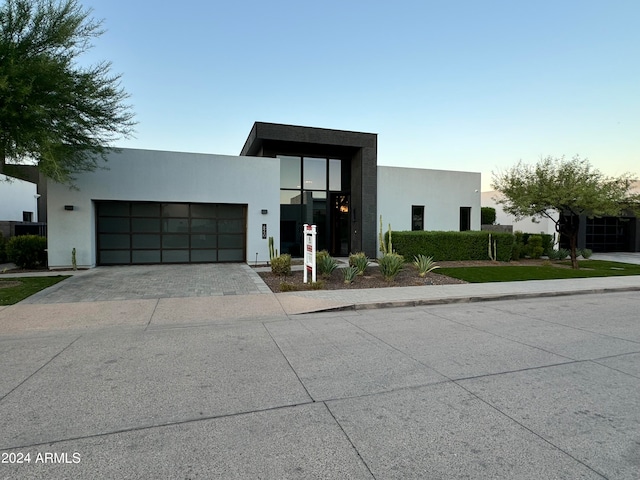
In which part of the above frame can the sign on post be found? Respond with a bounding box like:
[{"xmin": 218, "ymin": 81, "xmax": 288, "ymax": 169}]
[{"xmin": 303, "ymin": 224, "xmax": 317, "ymax": 283}]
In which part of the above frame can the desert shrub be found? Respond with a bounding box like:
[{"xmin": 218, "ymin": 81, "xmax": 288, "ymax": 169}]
[
  {"xmin": 6, "ymin": 235, "xmax": 47, "ymax": 269},
  {"xmin": 377, "ymin": 253, "xmax": 404, "ymax": 282},
  {"xmin": 413, "ymin": 254, "xmax": 439, "ymax": 277},
  {"xmin": 349, "ymin": 252, "xmax": 370, "ymax": 275},
  {"xmin": 279, "ymin": 281, "xmax": 298, "ymax": 292},
  {"xmin": 391, "ymin": 231, "xmax": 514, "ymax": 262},
  {"xmin": 526, "ymin": 235, "xmax": 544, "ymax": 259},
  {"xmin": 317, "ymin": 253, "xmax": 339, "ymax": 278},
  {"xmin": 547, "ymin": 248, "xmax": 569, "ymax": 260},
  {"xmin": 481, "ymin": 207, "xmax": 496, "ymax": 225},
  {"xmin": 343, "ymin": 266, "xmax": 359, "ymax": 284},
  {"xmin": 271, "ymin": 254, "xmax": 291, "ymax": 276},
  {"xmin": 309, "ymin": 281, "xmax": 325, "ymax": 290},
  {"xmin": 579, "ymin": 248, "xmax": 593, "ymax": 259},
  {"xmin": 521, "ymin": 232, "xmax": 554, "ymax": 256}
]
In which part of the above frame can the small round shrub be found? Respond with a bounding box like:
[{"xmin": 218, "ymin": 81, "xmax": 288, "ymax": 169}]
[
  {"xmin": 526, "ymin": 235, "xmax": 544, "ymax": 259},
  {"xmin": 279, "ymin": 281, "xmax": 298, "ymax": 292},
  {"xmin": 271, "ymin": 254, "xmax": 291, "ymax": 276},
  {"xmin": 6, "ymin": 235, "xmax": 47, "ymax": 269},
  {"xmin": 579, "ymin": 248, "xmax": 593, "ymax": 259}
]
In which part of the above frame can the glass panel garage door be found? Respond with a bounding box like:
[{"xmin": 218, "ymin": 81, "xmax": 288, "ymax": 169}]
[{"xmin": 97, "ymin": 201, "xmax": 246, "ymax": 265}]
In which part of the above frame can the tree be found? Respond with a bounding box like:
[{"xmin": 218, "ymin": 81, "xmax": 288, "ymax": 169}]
[
  {"xmin": 0, "ymin": 0, "xmax": 135, "ymax": 184},
  {"xmin": 481, "ymin": 206, "xmax": 496, "ymax": 225},
  {"xmin": 492, "ymin": 156, "xmax": 640, "ymax": 269}
]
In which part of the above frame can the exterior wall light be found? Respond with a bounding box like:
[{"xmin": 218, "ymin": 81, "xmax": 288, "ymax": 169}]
[{"xmin": 64, "ymin": 205, "xmax": 74, "ymax": 211}]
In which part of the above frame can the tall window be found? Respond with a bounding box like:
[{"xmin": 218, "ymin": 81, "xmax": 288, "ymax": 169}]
[
  {"xmin": 412, "ymin": 205, "xmax": 424, "ymax": 231},
  {"xmin": 460, "ymin": 207, "xmax": 471, "ymax": 231},
  {"xmin": 278, "ymin": 156, "xmax": 349, "ymax": 255}
]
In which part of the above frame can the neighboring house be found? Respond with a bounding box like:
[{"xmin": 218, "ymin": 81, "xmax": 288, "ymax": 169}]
[
  {"xmin": 482, "ymin": 186, "xmax": 640, "ymax": 252},
  {"xmin": 482, "ymin": 191, "xmax": 558, "ymax": 239},
  {"xmin": 0, "ymin": 175, "xmax": 38, "ymax": 238},
  {"xmin": 46, "ymin": 122, "xmax": 482, "ymax": 269}
]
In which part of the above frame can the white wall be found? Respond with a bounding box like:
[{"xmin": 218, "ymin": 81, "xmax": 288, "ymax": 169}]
[
  {"xmin": 377, "ymin": 166, "xmax": 481, "ymax": 251},
  {"xmin": 47, "ymin": 149, "xmax": 280, "ymax": 268},
  {"xmin": 0, "ymin": 175, "xmax": 37, "ymax": 221},
  {"xmin": 482, "ymin": 191, "xmax": 558, "ymax": 239}
]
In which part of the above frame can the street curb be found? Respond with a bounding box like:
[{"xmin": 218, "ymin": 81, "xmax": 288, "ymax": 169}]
[{"xmin": 296, "ymin": 286, "xmax": 640, "ymax": 314}]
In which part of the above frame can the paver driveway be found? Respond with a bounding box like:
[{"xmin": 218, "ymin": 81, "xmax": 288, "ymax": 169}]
[{"xmin": 20, "ymin": 263, "xmax": 271, "ymax": 304}]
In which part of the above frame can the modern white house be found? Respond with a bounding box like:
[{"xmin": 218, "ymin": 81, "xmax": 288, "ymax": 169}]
[{"xmin": 45, "ymin": 122, "xmax": 482, "ymax": 269}]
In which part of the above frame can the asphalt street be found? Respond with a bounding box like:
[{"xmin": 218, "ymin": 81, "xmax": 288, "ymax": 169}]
[{"xmin": 1, "ymin": 291, "xmax": 639, "ymax": 479}]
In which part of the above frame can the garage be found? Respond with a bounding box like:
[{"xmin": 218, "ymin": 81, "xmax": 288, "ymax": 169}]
[{"xmin": 96, "ymin": 201, "xmax": 246, "ymax": 265}]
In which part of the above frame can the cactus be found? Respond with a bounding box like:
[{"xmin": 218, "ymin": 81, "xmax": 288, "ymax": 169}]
[
  {"xmin": 379, "ymin": 215, "xmax": 386, "ymax": 255},
  {"xmin": 379, "ymin": 215, "xmax": 394, "ymax": 255},
  {"xmin": 71, "ymin": 248, "xmax": 77, "ymax": 270},
  {"xmin": 488, "ymin": 234, "xmax": 497, "ymax": 261},
  {"xmin": 268, "ymin": 236, "xmax": 277, "ymax": 261}
]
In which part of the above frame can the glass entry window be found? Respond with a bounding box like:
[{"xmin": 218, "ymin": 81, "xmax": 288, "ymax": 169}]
[
  {"xmin": 97, "ymin": 201, "xmax": 246, "ymax": 265},
  {"xmin": 279, "ymin": 156, "xmax": 350, "ymax": 256}
]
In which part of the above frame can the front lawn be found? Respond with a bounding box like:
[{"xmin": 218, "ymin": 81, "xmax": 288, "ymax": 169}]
[
  {"xmin": 0, "ymin": 276, "xmax": 70, "ymax": 305},
  {"xmin": 437, "ymin": 260, "xmax": 640, "ymax": 283}
]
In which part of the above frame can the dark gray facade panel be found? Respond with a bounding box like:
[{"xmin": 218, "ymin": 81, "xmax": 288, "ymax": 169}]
[{"xmin": 242, "ymin": 122, "xmax": 378, "ymax": 258}]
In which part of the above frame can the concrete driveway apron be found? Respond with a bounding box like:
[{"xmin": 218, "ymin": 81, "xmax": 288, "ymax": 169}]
[{"xmin": 19, "ymin": 264, "xmax": 271, "ymax": 304}]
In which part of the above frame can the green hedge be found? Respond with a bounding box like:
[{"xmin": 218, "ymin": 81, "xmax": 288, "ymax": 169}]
[{"xmin": 388, "ymin": 231, "xmax": 514, "ymax": 262}]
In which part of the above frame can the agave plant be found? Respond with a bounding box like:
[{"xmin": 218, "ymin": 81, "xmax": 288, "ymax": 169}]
[
  {"xmin": 413, "ymin": 254, "xmax": 440, "ymax": 277},
  {"xmin": 349, "ymin": 252, "xmax": 370, "ymax": 275},
  {"xmin": 377, "ymin": 253, "xmax": 404, "ymax": 282},
  {"xmin": 317, "ymin": 253, "xmax": 339, "ymax": 278},
  {"xmin": 342, "ymin": 266, "xmax": 359, "ymax": 284}
]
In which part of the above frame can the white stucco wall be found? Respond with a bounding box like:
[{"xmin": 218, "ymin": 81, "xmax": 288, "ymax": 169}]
[
  {"xmin": 482, "ymin": 191, "xmax": 558, "ymax": 239},
  {"xmin": 0, "ymin": 175, "xmax": 38, "ymax": 221},
  {"xmin": 47, "ymin": 148, "xmax": 280, "ymax": 268},
  {"xmin": 377, "ymin": 166, "xmax": 481, "ymax": 251}
]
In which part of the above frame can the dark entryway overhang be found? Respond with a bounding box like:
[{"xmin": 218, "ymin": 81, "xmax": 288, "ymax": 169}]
[{"xmin": 241, "ymin": 122, "xmax": 378, "ymax": 257}]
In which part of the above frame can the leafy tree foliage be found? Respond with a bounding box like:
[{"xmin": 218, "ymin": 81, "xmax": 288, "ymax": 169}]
[
  {"xmin": 0, "ymin": 0, "xmax": 135, "ymax": 183},
  {"xmin": 492, "ymin": 156, "xmax": 639, "ymax": 268},
  {"xmin": 481, "ymin": 206, "xmax": 496, "ymax": 225}
]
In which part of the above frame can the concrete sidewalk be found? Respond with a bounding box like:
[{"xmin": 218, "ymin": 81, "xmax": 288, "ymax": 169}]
[
  {"xmin": 275, "ymin": 275, "xmax": 640, "ymax": 314},
  {"xmin": 2, "ymin": 273, "xmax": 640, "ymax": 335}
]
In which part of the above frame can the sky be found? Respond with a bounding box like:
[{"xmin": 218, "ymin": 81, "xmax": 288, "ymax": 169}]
[{"xmin": 78, "ymin": 0, "xmax": 640, "ymax": 191}]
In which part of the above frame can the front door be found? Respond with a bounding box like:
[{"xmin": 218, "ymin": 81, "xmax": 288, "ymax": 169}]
[{"xmin": 330, "ymin": 194, "xmax": 350, "ymax": 256}]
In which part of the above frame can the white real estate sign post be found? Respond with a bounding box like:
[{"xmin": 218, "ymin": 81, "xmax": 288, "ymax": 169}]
[{"xmin": 303, "ymin": 224, "xmax": 317, "ymax": 283}]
